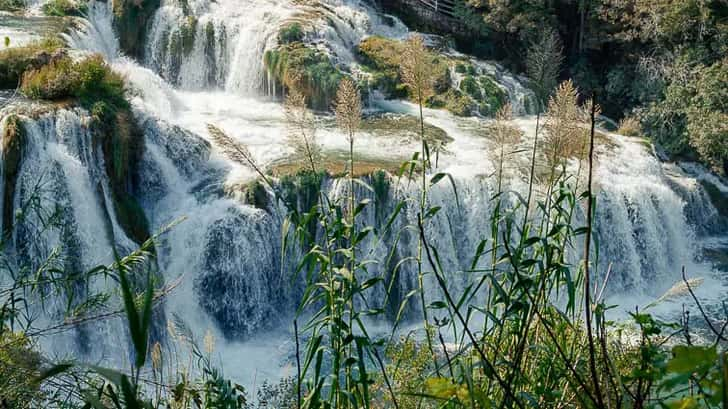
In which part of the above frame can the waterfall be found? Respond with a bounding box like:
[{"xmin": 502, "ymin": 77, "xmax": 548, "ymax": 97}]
[
  {"xmin": 0, "ymin": 108, "xmax": 138, "ymax": 362},
  {"xmin": 143, "ymin": 0, "xmax": 295, "ymax": 93},
  {"xmin": 1, "ymin": 0, "xmax": 726, "ymax": 386}
]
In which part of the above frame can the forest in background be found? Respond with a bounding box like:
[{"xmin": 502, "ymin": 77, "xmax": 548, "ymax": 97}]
[{"xmin": 396, "ymin": 0, "xmax": 727, "ymax": 174}]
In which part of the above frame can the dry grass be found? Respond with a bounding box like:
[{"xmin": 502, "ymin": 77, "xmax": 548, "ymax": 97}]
[
  {"xmin": 617, "ymin": 115, "xmax": 642, "ymax": 137},
  {"xmin": 269, "ymin": 154, "xmax": 403, "ymax": 178}
]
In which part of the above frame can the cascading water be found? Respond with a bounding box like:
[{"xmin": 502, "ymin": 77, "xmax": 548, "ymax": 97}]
[{"xmin": 2, "ymin": 0, "xmax": 726, "ymax": 386}]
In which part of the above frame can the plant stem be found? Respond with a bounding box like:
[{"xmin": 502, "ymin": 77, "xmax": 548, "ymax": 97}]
[{"xmin": 584, "ymin": 93, "xmax": 605, "ymax": 409}]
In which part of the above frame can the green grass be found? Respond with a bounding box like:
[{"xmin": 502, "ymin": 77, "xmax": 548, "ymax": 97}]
[
  {"xmin": 41, "ymin": 0, "xmax": 87, "ymax": 16},
  {"xmin": 278, "ymin": 22, "xmax": 304, "ymax": 44},
  {"xmin": 21, "ymin": 54, "xmax": 128, "ymax": 111},
  {"xmin": 0, "ymin": 37, "xmax": 64, "ymax": 88},
  {"xmin": 0, "ymin": 0, "xmax": 25, "ymax": 12}
]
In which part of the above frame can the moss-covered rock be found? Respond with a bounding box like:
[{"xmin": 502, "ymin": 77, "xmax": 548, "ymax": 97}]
[
  {"xmin": 356, "ymin": 36, "xmax": 510, "ymax": 117},
  {"xmin": 477, "ymin": 75, "xmax": 507, "ymax": 116},
  {"xmin": 2, "ymin": 114, "xmax": 25, "ymax": 234},
  {"xmin": 244, "ymin": 180, "xmax": 270, "ymax": 211},
  {"xmin": 264, "ymin": 43, "xmax": 344, "ymax": 110},
  {"xmin": 21, "ymin": 54, "xmax": 129, "ymax": 114},
  {"xmin": 4, "ymin": 46, "xmax": 148, "ymax": 243},
  {"xmin": 41, "ymin": 0, "xmax": 86, "ymax": 17},
  {"xmin": 429, "ymin": 89, "xmax": 473, "ymax": 116},
  {"xmin": 459, "ymin": 75, "xmax": 481, "ymax": 100},
  {"xmin": 0, "ymin": 0, "xmax": 25, "ymax": 12},
  {"xmin": 270, "ymin": 154, "xmax": 403, "ymax": 179},
  {"xmin": 700, "ymin": 179, "xmax": 728, "ymax": 219},
  {"xmin": 112, "ymin": 0, "xmax": 161, "ymax": 59},
  {"xmin": 361, "ymin": 113, "xmax": 451, "ymax": 146},
  {"xmin": 356, "ymin": 36, "xmax": 450, "ymax": 100},
  {"xmin": 180, "ymin": 15, "xmax": 198, "ymax": 55},
  {"xmin": 370, "ymin": 169, "xmax": 390, "ymax": 224},
  {"xmin": 0, "ymin": 38, "xmax": 64, "ymax": 89},
  {"xmin": 279, "ymin": 170, "xmax": 323, "ymax": 240},
  {"xmin": 96, "ymin": 109, "xmax": 150, "ymax": 244},
  {"xmin": 278, "ymin": 22, "xmax": 304, "ymax": 44},
  {"xmin": 455, "ymin": 62, "xmax": 476, "ymax": 75},
  {"xmin": 357, "ymin": 36, "xmax": 406, "ymax": 98}
]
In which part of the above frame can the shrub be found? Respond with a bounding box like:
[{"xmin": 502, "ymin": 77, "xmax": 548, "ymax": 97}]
[
  {"xmin": 264, "ymin": 43, "xmax": 343, "ymax": 110},
  {"xmin": 687, "ymin": 109, "xmax": 728, "ymax": 174},
  {"xmin": 278, "ymin": 22, "xmax": 304, "ymax": 44},
  {"xmin": 477, "ymin": 75, "xmax": 506, "ymax": 116},
  {"xmin": 74, "ymin": 55, "xmax": 128, "ymax": 110},
  {"xmin": 617, "ymin": 115, "xmax": 642, "ymax": 137},
  {"xmin": 428, "ymin": 89, "xmax": 473, "ymax": 116},
  {"xmin": 455, "ymin": 62, "xmax": 475, "ymax": 75},
  {"xmin": 357, "ymin": 36, "xmax": 450, "ymax": 101},
  {"xmin": 643, "ymin": 57, "xmax": 728, "ymax": 171},
  {"xmin": 0, "ymin": 330, "xmax": 43, "ymax": 406},
  {"xmin": 20, "ymin": 56, "xmax": 76, "ymax": 99},
  {"xmin": 20, "ymin": 54, "xmax": 128, "ymax": 113},
  {"xmin": 0, "ymin": 38, "xmax": 64, "ymax": 88},
  {"xmin": 459, "ymin": 75, "xmax": 481, "ymax": 100},
  {"xmin": 41, "ymin": 0, "xmax": 87, "ymax": 16},
  {"xmin": 0, "ymin": 0, "xmax": 24, "ymax": 11}
]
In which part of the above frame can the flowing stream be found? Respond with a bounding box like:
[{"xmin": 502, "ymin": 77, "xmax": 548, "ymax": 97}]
[{"xmin": 1, "ymin": 0, "xmax": 727, "ymax": 385}]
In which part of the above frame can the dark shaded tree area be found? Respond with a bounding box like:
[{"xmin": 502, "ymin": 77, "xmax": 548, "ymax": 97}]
[{"xmin": 435, "ymin": 0, "xmax": 727, "ymax": 172}]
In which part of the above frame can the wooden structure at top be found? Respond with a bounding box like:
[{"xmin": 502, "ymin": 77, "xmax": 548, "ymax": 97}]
[{"xmin": 417, "ymin": 0, "xmax": 457, "ymax": 18}]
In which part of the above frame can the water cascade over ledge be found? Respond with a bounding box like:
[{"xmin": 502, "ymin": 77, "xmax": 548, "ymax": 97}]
[{"xmin": 1, "ymin": 0, "xmax": 727, "ymax": 385}]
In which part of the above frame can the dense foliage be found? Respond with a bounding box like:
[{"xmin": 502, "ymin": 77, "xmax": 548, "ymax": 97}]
[
  {"xmin": 357, "ymin": 36, "xmax": 507, "ymax": 116},
  {"xmin": 0, "ymin": 0, "xmax": 24, "ymax": 12},
  {"xmin": 406, "ymin": 0, "xmax": 728, "ymax": 173},
  {"xmin": 264, "ymin": 42, "xmax": 345, "ymax": 110},
  {"xmin": 0, "ymin": 38, "xmax": 65, "ymax": 89},
  {"xmin": 41, "ymin": 0, "xmax": 87, "ymax": 16}
]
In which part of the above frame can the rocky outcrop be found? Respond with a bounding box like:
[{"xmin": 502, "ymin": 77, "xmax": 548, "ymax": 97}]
[
  {"xmin": 112, "ymin": 0, "xmax": 161, "ymax": 59},
  {"xmin": 264, "ymin": 43, "xmax": 345, "ymax": 111},
  {"xmin": 2, "ymin": 115, "xmax": 25, "ymax": 234}
]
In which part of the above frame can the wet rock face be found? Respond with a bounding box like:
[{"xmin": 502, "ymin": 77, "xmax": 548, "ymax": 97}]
[
  {"xmin": 112, "ymin": 0, "xmax": 161, "ymax": 59},
  {"xmin": 140, "ymin": 115, "xmax": 211, "ymax": 178},
  {"xmin": 2, "ymin": 115, "xmax": 25, "ymax": 235},
  {"xmin": 194, "ymin": 208, "xmax": 287, "ymax": 339}
]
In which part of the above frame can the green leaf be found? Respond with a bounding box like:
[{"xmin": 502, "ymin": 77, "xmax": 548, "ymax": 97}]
[
  {"xmin": 36, "ymin": 363, "xmax": 73, "ymax": 383},
  {"xmin": 117, "ymin": 262, "xmax": 144, "ymax": 369},
  {"xmin": 667, "ymin": 345, "xmax": 717, "ymax": 374},
  {"xmin": 424, "ymin": 206, "xmax": 441, "ymax": 219},
  {"xmin": 87, "ymin": 365, "xmax": 125, "ymax": 385},
  {"xmin": 429, "ymin": 301, "xmax": 447, "ymax": 309},
  {"xmin": 81, "ymin": 391, "xmax": 109, "ymax": 409},
  {"xmin": 121, "ymin": 375, "xmax": 141, "ymax": 409},
  {"xmin": 665, "ymin": 397, "xmax": 700, "ymax": 409},
  {"xmin": 136, "ymin": 271, "xmax": 154, "ymax": 368}
]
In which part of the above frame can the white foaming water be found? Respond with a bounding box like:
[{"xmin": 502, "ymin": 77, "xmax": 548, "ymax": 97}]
[
  {"xmin": 144, "ymin": 0, "xmax": 296, "ymax": 93},
  {"xmin": 0, "ymin": 108, "xmax": 135, "ymax": 363},
  {"xmin": 2, "ymin": 0, "xmax": 726, "ymax": 389}
]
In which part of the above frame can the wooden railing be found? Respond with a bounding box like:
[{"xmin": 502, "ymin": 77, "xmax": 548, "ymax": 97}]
[{"xmin": 417, "ymin": 0, "xmax": 457, "ymax": 18}]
